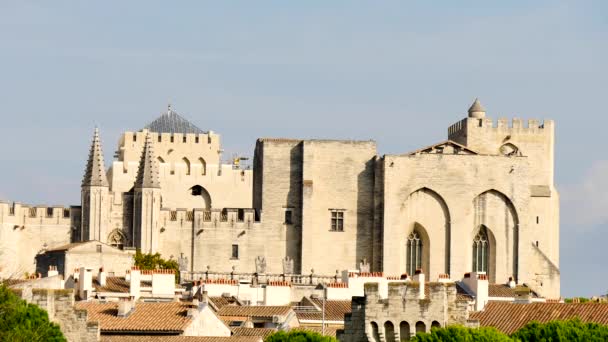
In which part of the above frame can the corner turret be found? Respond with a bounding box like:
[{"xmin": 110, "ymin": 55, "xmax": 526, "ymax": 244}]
[{"xmin": 468, "ymin": 98, "xmax": 486, "ymax": 119}]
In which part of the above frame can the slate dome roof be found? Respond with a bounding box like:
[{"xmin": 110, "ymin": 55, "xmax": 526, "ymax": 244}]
[{"xmin": 143, "ymin": 106, "xmax": 204, "ymax": 134}]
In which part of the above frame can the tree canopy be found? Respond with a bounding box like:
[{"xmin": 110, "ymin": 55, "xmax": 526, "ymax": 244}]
[
  {"xmin": 412, "ymin": 319, "xmax": 608, "ymax": 342},
  {"xmin": 0, "ymin": 285, "xmax": 66, "ymax": 342},
  {"xmin": 411, "ymin": 325, "xmax": 511, "ymax": 342},
  {"xmin": 265, "ymin": 330, "xmax": 338, "ymax": 342},
  {"xmin": 133, "ymin": 250, "xmax": 180, "ymax": 282}
]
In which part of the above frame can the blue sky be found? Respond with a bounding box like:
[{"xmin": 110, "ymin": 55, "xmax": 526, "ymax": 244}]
[{"xmin": 1, "ymin": 1, "xmax": 606, "ymax": 297}]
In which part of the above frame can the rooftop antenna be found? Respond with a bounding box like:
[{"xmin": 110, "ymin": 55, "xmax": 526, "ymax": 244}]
[{"xmin": 167, "ymin": 102, "xmax": 172, "ymax": 115}]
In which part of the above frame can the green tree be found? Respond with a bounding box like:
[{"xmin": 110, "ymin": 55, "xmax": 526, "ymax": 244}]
[
  {"xmin": 412, "ymin": 325, "xmax": 512, "ymax": 342},
  {"xmin": 511, "ymin": 318, "xmax": 608, "ymax": 342},
  {"xmin": 0, "ymin": 285, "xmax": 66, "ymax": 342},
  {"xmin": 265, "ymin": 330, "xmax": 338, "ymax": 342},
  {"xmin": 133, "ymin": 250, "xmax": 180, "ymax": 282}
]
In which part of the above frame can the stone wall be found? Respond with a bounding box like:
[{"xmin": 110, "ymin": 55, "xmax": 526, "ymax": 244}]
[
  {"xmin": 19, "ymin": 288, "xmax": 99, "ymax": 342},
  {"xmin": 0, "ymin": 202, "xmax": 74, "ymax": 278},
  {"xmin": 340, "ymin": 281, "xmax": 469, "ymax": 342}
]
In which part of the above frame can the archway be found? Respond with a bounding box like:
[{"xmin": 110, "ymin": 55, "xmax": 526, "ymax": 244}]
[
  {"xmin": 384, "ymin": 321, "xmax": 396, "ymax": 342},
  {"xmin": 370, "ymin": 321, "xmax": 380, "ymax": 342},
  {"xmin": 415, "ymin": 321, "xmax": 426, "ymax": 334},
  {"xmin": 189, "ymin": 185, "xmax": 212, "ymax": 209},
  {"xmin": 473, "ymin": 190, "xmax": 519, "ymax": 283},
  {"xmin": 182, "ymin": 157, "xmax": 191, "ymax": 175},
  {"xmin": 402, "ymin": 188, "xmax": 450, "ymax": 278},
  {"xmin": 399, "ymin": 321, "xmax": 410, "ymax": 341}
]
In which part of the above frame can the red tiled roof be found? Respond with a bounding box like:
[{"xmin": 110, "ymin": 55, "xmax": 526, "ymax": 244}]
[
  {"xmin": 75, "ymin": 301, "xmax": 192, "ymax": 332},
  {"xmin": 294, "ymin": 298, "xmax": 351, "ymax": 321},
  {"xmin": 217, "ymin": 306, "xmax": 292, "ymax": 319},
  {"xmin": 470, "ymin": 302, "xmax": 608, "ymax": 334},
  {"xmin": 488, "ymin": 284, "xmax": 539, "ymax": 298},
  {"xmin": 101, "ymin": 336, "xmax": 262, "ymax": 342},
  {"xmin": 209, "ymin": 296, "xmax": 240, "ymax": 310},
  {"xmin": 231, "ymin": 327, "xmax": 276, "ymax": 338},
  {"xmin": 94, "ymin": 277, "xmax": 130, "ymax": 293}
]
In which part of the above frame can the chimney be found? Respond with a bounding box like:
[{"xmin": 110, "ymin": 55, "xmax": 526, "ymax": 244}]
[
  {"xmin": 413, "ymin": 269, "xmax": 425, "ymax": 299},
  {"xmin": 202, "ymin": 290, "xmax": 209, "ymax": 305},
  {"xmin": 48, "ymin": 265, "xmax": 59, "ymax": 277},
  {"xmin": 117, "ymin": 298, "xmax": 134, "ymax": 317},
  {"xmin": 130, "ymin": 267, "xmax": 141, "ymax": 300},
  {"xmin": 152, "ymin": 269, "xmax": 175, "ymax": 297},
  {"xmin": 514, "ymin": 286, "xmax": 532, "ymax": 304},
  {"xmin": 438, "ymin": 274, "xmax": 451, "ymax": 283},
  {"xmin": 462, "ymin": 272, "xmax": 488, "ymax": 311},
  {"xmin": 98, "ymin": 267, "xmax": 107, "ymax": 287},
  {"xmin": 78, "ymin": 267, "xmax": 93, "ymax": 300}
]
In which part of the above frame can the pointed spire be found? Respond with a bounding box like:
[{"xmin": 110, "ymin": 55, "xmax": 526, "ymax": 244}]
[
  {"xmin": 82, "ymin": 127, "xmax": 109, "ymax": 187},
  {"xmin": 468, "ymin": 98, "xmax": 486, "ymax": 118},
  {"xmin": 135, "ymin": 133, "xmax": 161, "ymax": 189}
]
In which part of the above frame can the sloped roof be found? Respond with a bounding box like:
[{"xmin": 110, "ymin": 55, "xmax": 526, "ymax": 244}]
[
  {"xmin": 406, "ymin": 140, "xmax": 478, "ymax": 156},
  {"xmin": 488, "ymin": 284, "xmax": 539, "ymax": 298},
  {"xmin": 45, "ymin": 240, "xmax": 117, "ymax": 253},
  {"xmin": 294, "ymin": 298, "xmax": 351, "ymax": 321},
  {"xmin": 231, "ymin": 327, "xmax": 276, "ymax": 338},
  {"xmin": 470, "ymin": 302, "xmax": 608, "ymax": 334},
  {"xmin": 210, "ymin": 296, "xmax": 241, "ymax": 310},
  {"xmin": 217, "ymin": 306, "xmax": 293, "ymax": 319},
  {"xmin": 144, "ymin": 108, "xmax": 204, "ymax": 134},
  {"xmin": 75, "ymin": 301, "xmax": 192, "ymax": 333},
  {"xmin": 468, "ymin": 98, "xmax": 486, "ymax": 113},
  {"xmin": 101, "ymin": 337, "xmax": 262, "ymax": 342}
]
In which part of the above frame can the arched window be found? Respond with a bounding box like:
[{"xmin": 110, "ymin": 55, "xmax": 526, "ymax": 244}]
[
  {"xmin": 415, "ymin": 321, "xmax": 426, "ymax": 334},
  {"xmin": 400, "ymin": 321, "xmax": 410, "ymax": 341},
  {"xmin": 431, "ymin": 321, "xmax": 441, "ymax": 329},
  {"xmin": 406, "ymin": 230, "xmax": 423, "ymax": 276},
  {"xmin": 182, "ymin": 157, "xmax": 191, "ymax": 175},
  {"xmin": 472, "ymin": 226, "xmax": 489, "ymax": 273},
  {"xmin": 199, "ymin": 157, "xmax": 206, "ymax": 175},
  {"xmin": 370, "ymin": 321, "xmax": 380, "ymax": 342},
  {"xmin": 384, "ymin": 321, "xmax": 396, "ymax": 342}
]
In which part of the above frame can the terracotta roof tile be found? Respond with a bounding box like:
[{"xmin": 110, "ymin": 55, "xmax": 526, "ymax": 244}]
[
  {"xmin": 231, "ymin": 327, "xmax": 276, "ymax": 338},
  {"xmin": 101, "ymin": 336, "xmax": 262, "ymax": 342},
  {"xmin": 470, "ymin": 302, "xmax": 608, "ymax": 334},
  {"xmin": 294, "ymin": 326, "xmax": 343, "ymax": 338},
  {"xmin": 217, "ymin": 306, "xmax": 292, "ymax": 319},
  {"xmin": 75, "ymin": 301, "xmax": 192, "ymax": 333},
  {"xmin": 488, "ymin": 284, "xmax": 539, "ymax": 298},
  {"xmin": 294, "ymin": 299, "xmax": 351, "ymax": 321},
  {"xmin": 94, "ymin": 277, "xmax": 130, "ymax": 293},
  {"xmin": 209, "ymin": 296, "xmax": 240, "ymax": 310}
]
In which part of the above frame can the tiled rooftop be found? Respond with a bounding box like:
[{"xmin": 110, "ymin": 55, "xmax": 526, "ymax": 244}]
[
  {"xmin": 488, "ymin": 284, "xmax": 539, "ymax": 298},
  {"xmin": 231, "ymin": 327, "xmax": 276, "ymax": 338},
  {"xmin": 209, "ymin": 296, "xmax": 240, "ymax": 310},
  {"xmin": 294, "ymin": 298, "xmax": 351, "ymax": 321},
  {"xmin": 217, "ymin": 306, "xmax": 293, "ymax": 319},
  {"xmin": 101, "ymin": 336, "xmax": 262, "ymax": 342},
  {"xmin": 94, "ymin": 277, "xmax": 130, "ymax": 293},
  {"xmin": 470, "ymin": 302, "xmax": 608, "ymax": 334},
  {"xmin": 75, "ymin": 301, "xmax": 192, "ymax": 333}
]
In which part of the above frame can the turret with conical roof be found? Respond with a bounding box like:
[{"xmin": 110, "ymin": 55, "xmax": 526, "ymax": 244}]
[
  {"xmin": 82, "ymin": 128, "xmax": 109, "ymax": 187},
  {"xmin": 468, "ymin": 98, "xmax": 486, "ymax": 118},
  {"xmin": 134, "ymin": 133, "xmax": 160, "ymax": 189}
]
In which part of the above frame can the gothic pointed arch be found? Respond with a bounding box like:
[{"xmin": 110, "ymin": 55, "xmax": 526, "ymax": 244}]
[
  {"xmin": 472, "ymin": 224, "xmax": 496, "ymax": 276},
  {"xmin": 182, "ymin": 157, "xmax": 191, "ymax": 175},
  {"xmin": 189, "ymin": 185, "xmax": 212, "ymax": 209},
  {"xmin": 406, "ymin": 223, "xmax": 430, "ymax": 276},
  {"xmin": 473, "ymin": 189, "xmax": 519, "ymax": 283},
  {"xmin": 402, "ymin": 187, "xmax": 451, "ymax": 278},
  {"xmin": 107, "ymin": 229, "xmax": 127, "ymax": 249}
]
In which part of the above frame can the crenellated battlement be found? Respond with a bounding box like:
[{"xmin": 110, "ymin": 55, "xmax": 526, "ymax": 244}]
[
  {"xmin": 122, "ymin": 130, "xmax": 219, "ymax": 147},
  {"xmin": 0, "ymin": 201, "xmax": 80, "ymax": 226},
  {"xmin": 448, "ymin": 117, "xmax": 554, "ymax": 139}
]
